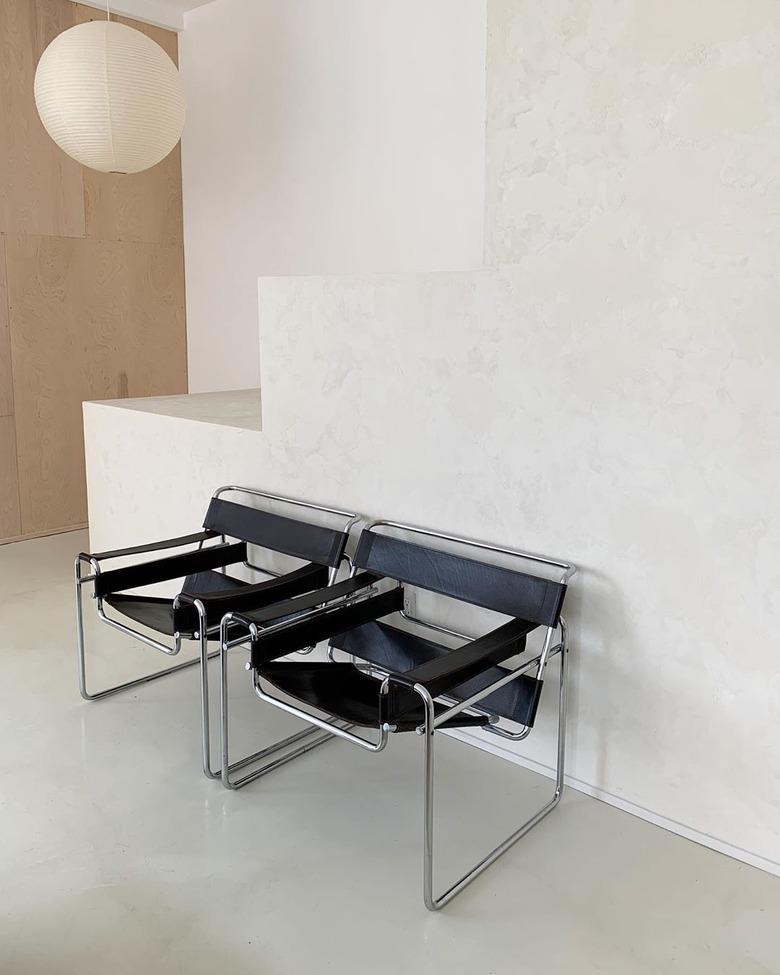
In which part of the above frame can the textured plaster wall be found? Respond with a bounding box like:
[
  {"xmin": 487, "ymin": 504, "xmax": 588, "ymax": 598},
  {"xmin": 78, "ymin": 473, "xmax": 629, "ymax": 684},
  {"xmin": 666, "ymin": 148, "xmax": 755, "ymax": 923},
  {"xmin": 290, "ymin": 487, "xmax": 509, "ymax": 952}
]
[
  {"xmin": 486, "ymin": 0, "xmax": 780, "ymax": 267},
  {"xmin": 481, "ymin": 0, "xmax": 780, "ymax": 862},
  {"xmin": 256, "ymin": 263, "xmax": 779, "ymax": 870},
  {"xmin": 253, "ymin": 0, "xmax": 780, "ymax": 868}
]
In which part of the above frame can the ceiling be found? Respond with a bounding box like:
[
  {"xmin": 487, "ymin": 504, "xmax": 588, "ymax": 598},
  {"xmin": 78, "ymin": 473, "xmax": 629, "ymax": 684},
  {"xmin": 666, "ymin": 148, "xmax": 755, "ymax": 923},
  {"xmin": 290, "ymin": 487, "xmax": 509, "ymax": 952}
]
[{"xmin": 79, "ymin": 0, "xmax": 217, "ymax": 31}]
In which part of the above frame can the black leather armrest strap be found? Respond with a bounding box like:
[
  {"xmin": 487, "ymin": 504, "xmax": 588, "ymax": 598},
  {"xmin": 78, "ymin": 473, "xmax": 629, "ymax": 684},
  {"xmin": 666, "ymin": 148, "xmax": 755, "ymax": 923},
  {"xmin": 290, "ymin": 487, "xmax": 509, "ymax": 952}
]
[
  {"xmin": 85, "ymin": 529, "xmax": 218, "ymax": 562},
  {"xmin": 239, "ymin": 571, "xmax": 380, "ymax": 624},
  {"xmin": 402, "ymin": 617, "xmax": 537, "ymax": 698},
  {"xmin": 251, "ymin": 586, "xmax": 403, "ymax": 666},
  {"xmin": 94, "ymin": 541, "xmax": 247, "ymax": 598}
]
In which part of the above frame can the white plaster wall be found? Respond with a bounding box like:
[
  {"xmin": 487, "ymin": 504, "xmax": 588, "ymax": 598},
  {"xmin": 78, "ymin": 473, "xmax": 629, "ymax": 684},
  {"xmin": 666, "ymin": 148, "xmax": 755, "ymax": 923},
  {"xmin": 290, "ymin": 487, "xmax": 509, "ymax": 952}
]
[
  {"xmin": 254, "ymin": 267, "xmax": 780, "ymax": 871},
  {"xmin": 486, "ymin": 0, "xmax": 780, "ymax": 268},
  {"xmin": 179, "ymin": 0, "xmax": 486, "ymax": 393},
  {"xmin": 246, "ymin": 0, "xmax": 780, "ymax": 868},
  {"xmin": 482, "ymin": 0, "xmax": 780, "ymax": 860}
]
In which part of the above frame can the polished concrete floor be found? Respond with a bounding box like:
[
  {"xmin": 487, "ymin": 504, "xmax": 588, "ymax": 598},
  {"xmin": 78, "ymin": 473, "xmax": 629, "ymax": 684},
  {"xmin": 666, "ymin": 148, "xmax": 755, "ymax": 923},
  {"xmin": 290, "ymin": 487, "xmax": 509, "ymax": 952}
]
[{"xmin": 1, "ymin": 531, "xmax": 778, "ymax": 974}]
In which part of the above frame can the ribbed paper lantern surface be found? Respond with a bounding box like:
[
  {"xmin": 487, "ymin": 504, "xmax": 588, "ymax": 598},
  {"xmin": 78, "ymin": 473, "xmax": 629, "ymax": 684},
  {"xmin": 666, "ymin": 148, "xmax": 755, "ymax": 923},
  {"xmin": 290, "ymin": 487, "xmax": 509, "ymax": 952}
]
[{"xmin": 34, "ymin": 20, "xmax": 185, "ymax": 175}]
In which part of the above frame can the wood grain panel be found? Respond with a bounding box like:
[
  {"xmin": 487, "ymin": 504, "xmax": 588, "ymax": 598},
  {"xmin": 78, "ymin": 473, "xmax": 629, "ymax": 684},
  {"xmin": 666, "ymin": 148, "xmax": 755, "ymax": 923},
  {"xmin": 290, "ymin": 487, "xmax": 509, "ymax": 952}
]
[
  {"xmin": 0, "ymin": 234, "xmax": 12, "ymax": 416},
  {"xmin": 0, "ymin": 0, "xmax": 85, "ymax": 237},
  {"xmin": 6, "ymin": 234, "xmax": 187, "ymax": 533},
  {"xmin": 83, "ymin": 144, "xmax": 184, "ymax": 244},
  {"xmin": 0, "ymin": 414, "xmax": 21, "ymax": 539},
  {"xmin": 74, "ymin": 5, "xmax": 183, "ymax": 244}
]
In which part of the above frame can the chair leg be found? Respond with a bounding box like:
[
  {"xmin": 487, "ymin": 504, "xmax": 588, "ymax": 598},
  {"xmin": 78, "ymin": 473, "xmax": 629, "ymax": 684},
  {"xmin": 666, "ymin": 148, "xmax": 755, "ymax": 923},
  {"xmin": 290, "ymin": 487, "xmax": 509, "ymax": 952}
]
[
  {"xmin": 421, "ymin": 621, "xmax": 569, "ymax": 911},
  {"xmin": 76, "ymin": 562, "xmax": 331, "ymax": 785},
  {"xmin": 217, "ymin": 617, "xmax": 336, "ymax": 790},
  {"xmin": 198, "ymin": 609, "xmax": 221, "ymax": 780},
  {"xmin": 76, "ymin": 558, "xmax": 223, "ymax": 786}
]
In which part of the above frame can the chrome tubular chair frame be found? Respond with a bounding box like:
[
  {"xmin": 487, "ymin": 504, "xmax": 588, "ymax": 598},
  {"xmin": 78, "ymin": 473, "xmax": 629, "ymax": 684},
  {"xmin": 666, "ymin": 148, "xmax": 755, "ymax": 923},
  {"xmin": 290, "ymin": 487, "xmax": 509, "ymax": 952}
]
[
  {"xmin": 223, "ymin": 517, "xmax": 575, "ymax": 911},
  {"xmin": 416, "ymin": 617, "xmax": 569, "ymax": 910},
  {"xmin": 75, "ymin": 485, "xmax": 360, "ymax": 781},
  {"xmin": 358, "ymin": 522, "xmax": 574, "ymax": 910},
  {"xmin": 217, "ymin": 574, "xmax": 382, "ymax": 790}
]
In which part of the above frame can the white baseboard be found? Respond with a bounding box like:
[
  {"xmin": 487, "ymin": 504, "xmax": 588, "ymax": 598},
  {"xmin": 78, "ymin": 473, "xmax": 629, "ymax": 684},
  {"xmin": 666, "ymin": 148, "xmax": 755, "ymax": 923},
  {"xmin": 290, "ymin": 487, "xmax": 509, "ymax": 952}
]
[{"xmin": 453, "ymin": 729, "xmax": 780, "ymax": 879}]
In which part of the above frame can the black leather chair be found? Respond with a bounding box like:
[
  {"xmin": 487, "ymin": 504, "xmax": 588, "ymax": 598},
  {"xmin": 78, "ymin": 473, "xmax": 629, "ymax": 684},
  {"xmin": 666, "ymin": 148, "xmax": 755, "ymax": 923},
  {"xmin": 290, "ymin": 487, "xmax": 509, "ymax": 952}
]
[
  {"xmin": 75, "ymin": 485, "xmax": 359, "ymax": 780},
  {"xmin": 219, "ymin": 519, "xmax": 576, "ymax": 910}
]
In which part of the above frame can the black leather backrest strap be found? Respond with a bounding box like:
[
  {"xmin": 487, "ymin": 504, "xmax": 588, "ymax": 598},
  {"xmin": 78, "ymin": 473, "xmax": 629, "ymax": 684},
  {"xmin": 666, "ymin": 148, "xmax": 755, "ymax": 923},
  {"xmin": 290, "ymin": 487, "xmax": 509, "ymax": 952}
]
[
  {"xmin": 353, "ymin": 531, "xmax": 566, "ymax": 627},
  {"xmin": 203, "ymin": 498, "xmax": 348, "ymax": 568}
]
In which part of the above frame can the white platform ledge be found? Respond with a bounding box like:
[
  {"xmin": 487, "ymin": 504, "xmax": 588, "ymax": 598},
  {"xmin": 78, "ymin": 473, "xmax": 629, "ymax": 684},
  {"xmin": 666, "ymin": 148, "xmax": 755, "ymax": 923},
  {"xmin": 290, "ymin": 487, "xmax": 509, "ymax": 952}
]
[{"xmin": 89, "ymin": 389, "xmax": 262, "ymax": 432}]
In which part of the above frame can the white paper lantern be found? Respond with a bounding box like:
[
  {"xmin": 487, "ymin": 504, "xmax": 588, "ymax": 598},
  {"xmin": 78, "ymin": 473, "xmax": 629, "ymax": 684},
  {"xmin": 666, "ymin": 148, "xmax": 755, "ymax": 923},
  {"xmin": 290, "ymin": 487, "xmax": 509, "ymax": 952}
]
[{"xmin": 34, "ymin": 20, "xmax": 185, "ymax": 175}]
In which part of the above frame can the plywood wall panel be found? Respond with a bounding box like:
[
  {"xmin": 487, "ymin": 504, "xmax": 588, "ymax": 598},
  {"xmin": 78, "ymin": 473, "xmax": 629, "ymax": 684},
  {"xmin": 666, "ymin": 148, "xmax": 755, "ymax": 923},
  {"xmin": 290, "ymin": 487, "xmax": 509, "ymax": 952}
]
[
  {"xmin": 6, "ymin": 234, "xmax": 187, "ymax": 534},
  {"xmin": 0, "ymin": 0, "xmax": 86, "ymax": 237},
  {"xmin": 0, "ymin": 415, "xmax": 21, "ymax": 539},
  {"xmin": 74, "ymin": 5, "xmax": 184, "ymax": 245},
  {"xmin": 83, "ymin": 145, "xmax": 184, "ymax": 244},
  {"xmin": 0, "ymin": 234, "xmax": 13, "ymax": 416},
  {"xmin": 0, "ymin": 0, "xmax": 186, "ymax": 541}
]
